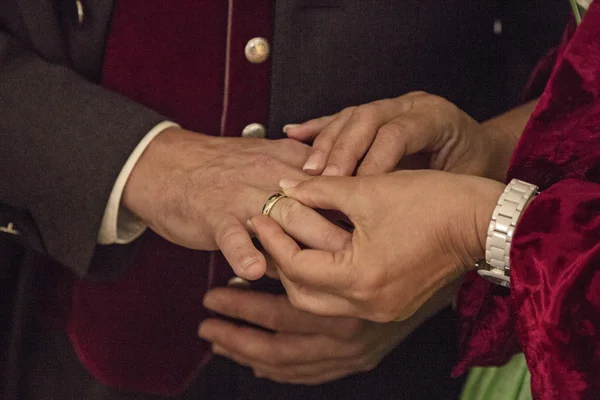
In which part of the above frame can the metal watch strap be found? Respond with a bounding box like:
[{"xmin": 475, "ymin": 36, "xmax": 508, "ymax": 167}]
[{"xmin": 476, "ymin": 179, "xmax": 539, "ymax": 288}]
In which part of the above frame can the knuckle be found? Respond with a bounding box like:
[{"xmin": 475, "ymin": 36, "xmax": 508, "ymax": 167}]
[
  {"xmin": 217, "ymin": 222, "xmax": 244, "ymax": 245},
  {"xmin": 423, "ymin": 93, "xmax": 455, "ymax": 112},
  {"xmin": 276, "ymin": 199, "xmax": 301, "ymax": 226},
  {"xmin": 356, "ymin": 356, "xmax": 379, "ymax": 373},
  {"xmin": 285, "ymin": 288, "xmax": 306, "ymax": 310},
  {"xmin": 253, "ymin": 153, "xmax": 280, "ymax": 170},
  {"xmin": 371, "ymin": 297, "xmax": 404, "ymax": 323},
  {"xmin": 263, "ymin": 309, "xmax": 285, "ymax": 331},
  {"xmin": 386, "ymin": 118, "xmax": 418, "ymax": 136},
  {"xmin": 321, "ymin": 226, "xmax": 350, "ymax": 251},
  {"xmin": 346, "ymin": 339, "xmax": 370, "ymax": 359},
  {"xmin": 278, "ymin": 137, "xmax": 307, "ymax": 152},
  {"xmin": 407, "ymin": 90, "xmax": 430, "ymax": 98},
  {"xmin": 353, "ymin": 103, "xmax": 378, "ymax": 119},
  {"xmin": 349, "ymin": 275, "xmax": 381, "ymax": 303},
  {"xmin": 359, "ymin": 158, "xmax": 386, "ymax": 174},
  {"xmin": 253, "ymin": 369, "xmax": 266, "ymax": 379},
  {"xmin": 371, "ymin": 310, "xmax": 397, "ymax": 323},
  {"xmin": 340, "ymin": 106, "xmax": 357, "ymax": 118},
  {"xmin": 335, "ymin": 318, "xmax": 365, "ymax": 340},
  {"xmin": 331, "ymin": 140, "xmax": 362, "ymax": 162}
]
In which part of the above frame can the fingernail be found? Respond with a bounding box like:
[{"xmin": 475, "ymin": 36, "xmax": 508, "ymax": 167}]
[
  {"xmin": 212, "ymin": 344, "xmax": 228, "ymax": 356},
  {"xmin": 322, "ymin": 165, "xmax": 340, "ymax": 176},
  {"xmin": 202, "ymin": 293, "xmax": 217, "ymax": 309},
  {"xmin": 198, "ymin": 323, "xmax": 211, "ymax": 339},
  {"xmin": 246, "ymin": 219, "xmax": 255, "ymax": 232},
  {"xmin": 283, "ymin": 124, "xmax": 300, "ymax": 134},
  {"xmin": 303, "ymin": 151, "xmax": 323, "ymax": 172},
  {"xmin": 241, "ymin": 256, "xmax": 259, "ymax": 271},
  {"xmin": 279, "ymin": 179, "xmax": 300, "ymax": 190}
]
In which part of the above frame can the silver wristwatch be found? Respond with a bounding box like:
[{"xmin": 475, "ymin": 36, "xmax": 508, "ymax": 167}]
[{"xmin": 476, "ymin": 179, "xmax": 539, "ymax": 288}]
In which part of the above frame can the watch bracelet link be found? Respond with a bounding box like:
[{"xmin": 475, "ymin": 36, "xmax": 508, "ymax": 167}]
[{"xmin": 476, "ymin": 179, "xmax": 539, "ymax": 288}]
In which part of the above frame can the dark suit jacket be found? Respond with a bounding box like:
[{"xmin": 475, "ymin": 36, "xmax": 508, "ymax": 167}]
[{"xmin": 0, "ymin": 0, "xmax": 569, "ymax": 399}]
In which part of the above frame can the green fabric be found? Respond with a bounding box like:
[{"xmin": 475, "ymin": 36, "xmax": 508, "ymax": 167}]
[
  {"xmin": 460, "ymin": 354, "xmax": 532, "ymax": 400},
  {"xmin": 570, "ymin": 0, "xmax": 589, "ymax": 24}
]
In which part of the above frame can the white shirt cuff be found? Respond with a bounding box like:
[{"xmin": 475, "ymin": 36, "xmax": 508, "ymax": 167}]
[{"xmin": 97, "ymin": 121, "xmax": 180, "ymax": 245}]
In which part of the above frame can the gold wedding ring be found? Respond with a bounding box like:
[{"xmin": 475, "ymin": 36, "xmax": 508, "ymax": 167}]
[{"xmin": 262, "ymin": 193, "xmax": 287, "ymax": 216}]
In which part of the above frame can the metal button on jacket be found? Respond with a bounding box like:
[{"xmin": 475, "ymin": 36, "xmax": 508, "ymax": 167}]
[
  {"xmin": 227, "ymin": 277, "xmax": 251, "ymax": 288},
  {"xmin": 244, "ymin": 37, "xmax": 270, "ymax": 64},
  {"xmin": 0, "ymin": 222, "xmax": 20, "ymax": 235},
  {"xmin": 241, "ymin": 123, "xmax": 267, "ymax": 138},
  {"xmin": 75, "ymin": 0, "xmax": 85, "ymax": 27}
]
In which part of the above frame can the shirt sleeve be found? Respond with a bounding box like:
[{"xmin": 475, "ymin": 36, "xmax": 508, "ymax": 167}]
[{"xmin": 97, "ymin": 121, "xmax": 180, "ymax": 244}]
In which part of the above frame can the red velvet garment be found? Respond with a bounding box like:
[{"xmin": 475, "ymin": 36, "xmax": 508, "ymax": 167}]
[
  {"xmin": 46, "ymin": 0, "xmax": 274, "ymax": 396},
  {"xmin": 454, "ymin": 4, "xmax": 600, "ymax": 399}
]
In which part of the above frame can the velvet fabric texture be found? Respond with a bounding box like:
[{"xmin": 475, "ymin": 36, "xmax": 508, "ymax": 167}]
[
  {"xmin": 47, "ymin": 0, "xmax": 274, "ymax": 396},
  {"xmin": 455, "ymin": 4, "xmax": 600, "ymax": 399}
]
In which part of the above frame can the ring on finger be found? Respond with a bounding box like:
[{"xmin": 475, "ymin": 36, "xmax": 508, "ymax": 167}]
[{"xmin": 262, "ymin": 193, "xmax": 287, "ymax": 216}]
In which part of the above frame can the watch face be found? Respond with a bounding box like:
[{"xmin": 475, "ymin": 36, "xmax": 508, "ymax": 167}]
[{"xmin": 477, "ymin": 269, "xmax": 510, "ymax": 288}]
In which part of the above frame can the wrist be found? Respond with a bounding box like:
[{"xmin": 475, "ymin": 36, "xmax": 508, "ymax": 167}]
[
  {"xmin": 469, "ymin": 178, "xmax": 506, "ymax": 271},
  {"xmin": 479, "ymin": 124, "xmax": 518, "ymax": 182},
  {"xmin": 474, "ymin": 179, "xmax": 539, "ymax": 286},
  {"xmin": 122, "ymin": 127, "xmax": 210, "ymax": 225}
]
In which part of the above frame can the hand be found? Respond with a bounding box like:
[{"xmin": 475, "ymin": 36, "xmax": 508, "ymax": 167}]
[
  {"xmin": 198, "ymin": 286, "xmax": 454, "ymax": 385},
  {"xmin": 286, "ymin": 92, "xmax": 533, "ymax": 181},
  {"xmin": 251, "ymin": 170, "xmax": 505, "ymax": 322},
  {"xmin": 122, "ymin": 127, "xmax": 314, "ymax": 280}
]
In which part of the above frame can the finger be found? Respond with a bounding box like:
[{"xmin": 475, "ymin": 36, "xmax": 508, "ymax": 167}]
[
  {"xmin": 266, "ymin": 138, "xmax": 313, "ymax": 170},
  {"xmin": 266, "ymin": 197, "xmax": 351, "ymax": 251},
  {"xmin": 199, "ymin": 319, "xmax": 340, "ymax": 365},
  {"xmin": 203, "ymin": 288, "xmax": 360, "ymax": 336},
  {"xmin": 283, "ymin": 114, "xmax": 337, "ymax": 142},
  {"xmin": 278, "ymin": 176, "xmax": 356, "ymax": 215},
  {"xmin": 357, "ymin": 113, "xmax": 439, "ymax": 176},
  {"xmin": 356, "ymin": 124, "xmax": 408, "ymax": 175},
  {"xmin": 250, "ymin": 215, "xmax": 359, "ymax": 315},
  {"xmin": 253, "ymin": 364, "xmax": 362, "ymax": 386},
  {"xmin": 249, "ymin": 162, "xmax": 309, "ymax": 193},
  {"xmin": 278, "ymin": 272, "xmax": 357, "ymax": 318},
  {"xmin": 203, "ymin": 289, "xmax": 315, "ymax": 333},
  {"xmin": 302, "ymin": 108, "xmax": 354, "ymax": 174},
  {"xmin": 324, "ymin": 99, "xmax": 411, "ymax": 176},
  {"xmin": 213, "ymin": 343, "xmax": 358, "ymax": 385},
  {"xmin": 264, "ymin": 253, "xmax": 280, "ymax": 279},
  {"xmin": 214, "ymin": 215, "xmax": 266, "ymax": 280}
]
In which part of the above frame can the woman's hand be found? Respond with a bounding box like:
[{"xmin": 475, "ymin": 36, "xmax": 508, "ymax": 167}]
[
  {"xmin": 286, "ymin": 93, "xmax": 535, "ymax": 181},
  {"xmin": 250, "ymin": 170, "xmax": 504, "ymax": 322}
]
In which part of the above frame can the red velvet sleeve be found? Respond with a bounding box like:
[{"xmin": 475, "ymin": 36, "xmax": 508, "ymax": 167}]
[
  {"xmin": 513, "ymin": 180, "xmax": 600, "ymax": 398},
  {"xmin": 454, "ymin": 3, "xmax": 600, "ymax": 399}
]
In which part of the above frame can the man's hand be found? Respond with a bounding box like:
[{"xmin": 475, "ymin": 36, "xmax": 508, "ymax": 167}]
[
  {"xmin": 251, "ymin": 170, "xmax": 505, "ymax": 322},
  {"xmin": 122, "ymin": 127, "xmax": 312, "ymax": 280},
  {"xmin": 198, "ymin": 287, "xmax": 451, "ymax": 385},
  {"xmin": 286, "ymin": 92, "xmax": 536, "ymax": 181}
]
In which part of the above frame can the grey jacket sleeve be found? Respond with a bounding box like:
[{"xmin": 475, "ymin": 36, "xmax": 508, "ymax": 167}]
[{"xmin": 0, "ymin": 30, "xmax": 165, "ymax": 278}]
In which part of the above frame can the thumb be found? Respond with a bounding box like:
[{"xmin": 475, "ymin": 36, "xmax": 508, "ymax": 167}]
[
  {"xmin": 279, "ymin": 176, "xmax": 355, "ymax": 214},
  {"xmin": 213, "ymin": 215, "xmax": 267, "ymax": 280}
]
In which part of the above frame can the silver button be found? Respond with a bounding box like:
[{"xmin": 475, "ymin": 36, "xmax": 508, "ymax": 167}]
[
  {"xmin": 75, "ymin": 0, "xmax": 85, "ymax": 27},
  {"xmin": 0, "ymin": 222, "xmax": 20, "ymax": 235},
  {"xmin": 241, "ymin": 123, "xmax": 267, "ymax": 138},
  {"xmin": 493, "ymin": 18, "xmax": 502, "ymax": 36},
  {"xmin": 227, "ymin": 277, "xmax": 251, "ymax": 289},
  {"xmin": 244, "ymin": 37, "xmax": 270, "ymax": 64}
]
